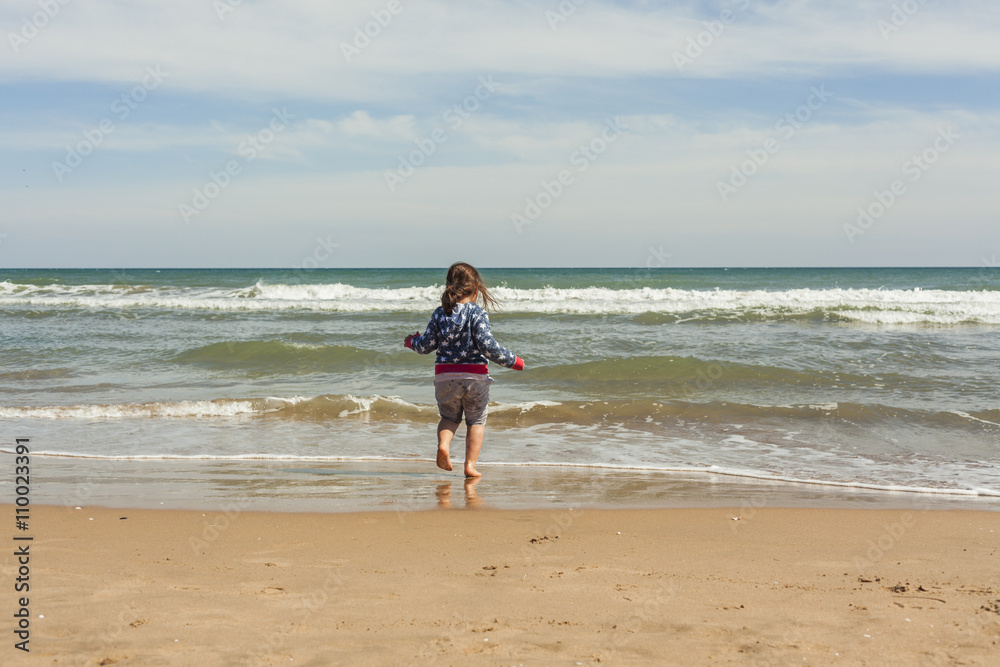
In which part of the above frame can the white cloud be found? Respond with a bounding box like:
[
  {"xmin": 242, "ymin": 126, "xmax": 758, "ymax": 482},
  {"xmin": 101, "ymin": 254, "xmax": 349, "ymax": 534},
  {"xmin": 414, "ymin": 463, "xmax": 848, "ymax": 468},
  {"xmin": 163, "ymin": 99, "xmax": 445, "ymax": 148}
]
[
  {"xmin": 3, "ymin": 1, "xmax": 998, "ymax": 267},
  {"xmin": 335, "ymin": 110, "xmax": 416, "ymax": 140},
  {"xmin": 2, "ymin": 1, "xmax": 998, "ymax": 103},
  {"xmin": 8, "ymin": 107, "xmax": 996, "ymax": 227}
]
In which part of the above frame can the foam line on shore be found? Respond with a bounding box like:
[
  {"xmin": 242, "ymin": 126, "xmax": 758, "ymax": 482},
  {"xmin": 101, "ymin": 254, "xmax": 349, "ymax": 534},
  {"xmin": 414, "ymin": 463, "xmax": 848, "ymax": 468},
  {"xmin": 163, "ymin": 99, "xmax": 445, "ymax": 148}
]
[{"xmin": 4, "ymin": 450, "xmax": 997, "ymax": 498}]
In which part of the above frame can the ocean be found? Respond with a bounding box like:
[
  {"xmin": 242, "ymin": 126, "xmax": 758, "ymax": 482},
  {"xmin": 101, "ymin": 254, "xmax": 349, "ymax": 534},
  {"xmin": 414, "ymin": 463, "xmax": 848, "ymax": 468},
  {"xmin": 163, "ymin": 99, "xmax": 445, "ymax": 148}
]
[{"xmin": 2, "ymin": 267, "xmax": 998, "ymax": 511}]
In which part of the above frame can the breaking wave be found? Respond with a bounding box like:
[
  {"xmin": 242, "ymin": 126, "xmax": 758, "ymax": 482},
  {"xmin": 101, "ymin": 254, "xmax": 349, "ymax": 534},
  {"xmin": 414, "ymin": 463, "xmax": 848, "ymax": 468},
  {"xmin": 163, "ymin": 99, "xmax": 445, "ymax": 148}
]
[
  {"xmin": 2, "ymin": 280, "xmax": 1000, "ymax": 324},
  {"xmin": 3, "ymin": 393, "xmax": 999, "ymax": 431}
]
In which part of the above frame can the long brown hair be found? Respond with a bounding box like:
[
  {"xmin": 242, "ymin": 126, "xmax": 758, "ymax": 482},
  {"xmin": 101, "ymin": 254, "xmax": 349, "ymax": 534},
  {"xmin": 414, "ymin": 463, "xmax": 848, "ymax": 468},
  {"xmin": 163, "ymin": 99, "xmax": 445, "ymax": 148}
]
[{"xmin": 441, "ymin": 262, "xmax": 499, "ymax": 315}]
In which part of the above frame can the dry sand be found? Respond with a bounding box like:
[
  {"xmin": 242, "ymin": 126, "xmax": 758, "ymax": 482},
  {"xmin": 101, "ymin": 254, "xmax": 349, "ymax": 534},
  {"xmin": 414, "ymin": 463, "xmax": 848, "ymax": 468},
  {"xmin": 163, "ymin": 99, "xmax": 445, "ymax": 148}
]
[{"xmin": 4, "ymin": 502, "xmax": 999, "ymax": 665}]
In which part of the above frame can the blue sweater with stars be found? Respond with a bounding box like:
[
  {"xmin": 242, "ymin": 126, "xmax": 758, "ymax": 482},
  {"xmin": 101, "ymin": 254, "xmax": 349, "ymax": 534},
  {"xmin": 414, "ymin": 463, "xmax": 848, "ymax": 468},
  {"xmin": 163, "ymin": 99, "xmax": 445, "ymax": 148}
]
[{"xmin": 410, "ymin": 302, "xmax": 518, "ymax": 368}]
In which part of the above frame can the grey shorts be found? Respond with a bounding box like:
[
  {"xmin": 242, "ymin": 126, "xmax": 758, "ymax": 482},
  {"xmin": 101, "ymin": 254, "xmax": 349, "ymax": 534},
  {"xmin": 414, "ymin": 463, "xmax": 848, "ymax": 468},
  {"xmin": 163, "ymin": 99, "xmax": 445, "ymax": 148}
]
[{"xmin": 434, "ymin": 378, "xmax": 491, "ymax": 426}]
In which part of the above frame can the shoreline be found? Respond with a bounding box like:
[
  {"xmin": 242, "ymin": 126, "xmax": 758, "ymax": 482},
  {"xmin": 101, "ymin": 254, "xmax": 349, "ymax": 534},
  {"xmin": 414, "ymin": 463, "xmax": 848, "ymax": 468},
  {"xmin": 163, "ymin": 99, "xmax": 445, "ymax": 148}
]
[
  {"xmin": 6, "ymin": 505, "xmax": 999, "ymax": 665},
  {"xmin": 13, "ymin": 458, "xmax": 1000, "ymax": 515}
]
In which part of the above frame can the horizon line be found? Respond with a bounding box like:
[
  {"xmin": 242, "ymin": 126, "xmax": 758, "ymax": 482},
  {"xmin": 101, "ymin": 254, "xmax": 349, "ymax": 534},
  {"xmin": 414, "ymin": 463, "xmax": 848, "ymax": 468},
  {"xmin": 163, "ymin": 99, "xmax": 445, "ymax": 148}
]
[{"xmin": 1, "ymin": 266, "xmax": 996, "ymax": 271}]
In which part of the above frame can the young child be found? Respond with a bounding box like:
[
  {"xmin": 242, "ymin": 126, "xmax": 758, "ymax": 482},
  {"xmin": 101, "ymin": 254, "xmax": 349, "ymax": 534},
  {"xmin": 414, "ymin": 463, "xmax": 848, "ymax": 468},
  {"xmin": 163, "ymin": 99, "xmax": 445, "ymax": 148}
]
[{"xmin": 404, "ymin": 262, "xmax": 524, "ymax": 478}]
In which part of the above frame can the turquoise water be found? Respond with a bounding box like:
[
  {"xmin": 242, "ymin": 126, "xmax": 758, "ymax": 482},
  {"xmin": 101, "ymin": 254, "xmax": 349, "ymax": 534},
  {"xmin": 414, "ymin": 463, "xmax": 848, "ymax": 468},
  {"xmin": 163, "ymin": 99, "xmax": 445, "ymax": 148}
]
[{"xmin": 1, "ymin": 267, "xmax": 999, "ymax": 509}]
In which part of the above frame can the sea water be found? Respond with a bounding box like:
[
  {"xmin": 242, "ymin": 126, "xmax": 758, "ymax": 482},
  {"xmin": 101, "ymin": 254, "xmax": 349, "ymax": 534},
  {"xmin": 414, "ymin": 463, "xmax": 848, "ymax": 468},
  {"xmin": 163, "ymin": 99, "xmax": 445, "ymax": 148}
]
[{"xmin": 1, "ymin": 267, "xmax": 998, "ymax": 511}]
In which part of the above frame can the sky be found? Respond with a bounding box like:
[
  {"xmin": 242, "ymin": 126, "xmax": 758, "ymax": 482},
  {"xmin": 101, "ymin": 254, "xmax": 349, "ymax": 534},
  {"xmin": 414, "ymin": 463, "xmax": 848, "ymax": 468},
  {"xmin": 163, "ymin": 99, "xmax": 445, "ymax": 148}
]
[{"xmin": 1, "ymin": 0, "xmax": 998, "ymax": 268}]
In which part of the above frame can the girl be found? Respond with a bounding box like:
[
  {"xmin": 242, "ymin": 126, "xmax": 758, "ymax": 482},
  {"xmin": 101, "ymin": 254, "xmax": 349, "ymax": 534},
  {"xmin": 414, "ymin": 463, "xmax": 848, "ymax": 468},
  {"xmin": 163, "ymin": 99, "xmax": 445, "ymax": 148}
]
[{"xmin": 404, "ymin": 262, "xmax": 525, "ymax": 477}]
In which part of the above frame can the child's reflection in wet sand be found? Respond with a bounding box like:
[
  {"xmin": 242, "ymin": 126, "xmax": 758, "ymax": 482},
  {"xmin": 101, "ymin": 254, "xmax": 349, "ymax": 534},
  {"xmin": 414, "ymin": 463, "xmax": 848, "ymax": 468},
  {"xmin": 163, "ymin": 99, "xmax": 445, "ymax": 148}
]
[{"xmin": 435, "ymin": 477, "xmax": 484, "ymax": 509}]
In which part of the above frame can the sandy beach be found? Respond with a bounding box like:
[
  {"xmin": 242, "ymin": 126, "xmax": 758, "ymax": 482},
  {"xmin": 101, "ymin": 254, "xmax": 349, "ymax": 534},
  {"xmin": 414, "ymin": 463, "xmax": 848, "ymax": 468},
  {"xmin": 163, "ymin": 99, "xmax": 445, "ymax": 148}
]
[{"xmin": 3, "ymin": 502, "xmax": 997, "ymax": 665}]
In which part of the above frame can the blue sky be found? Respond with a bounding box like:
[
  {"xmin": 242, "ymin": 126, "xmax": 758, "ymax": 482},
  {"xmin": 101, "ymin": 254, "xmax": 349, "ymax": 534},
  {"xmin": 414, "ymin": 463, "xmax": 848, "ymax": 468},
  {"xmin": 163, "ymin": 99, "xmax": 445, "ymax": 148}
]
[{"xmin": 1, "ymin": 0, "xmax": 998, "ymax": 268}]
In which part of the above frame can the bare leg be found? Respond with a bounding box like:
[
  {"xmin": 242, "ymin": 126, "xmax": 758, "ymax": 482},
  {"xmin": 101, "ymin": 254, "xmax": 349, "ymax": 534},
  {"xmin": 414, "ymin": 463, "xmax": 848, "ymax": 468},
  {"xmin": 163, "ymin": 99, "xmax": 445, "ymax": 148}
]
[
  {"xmin": 464, "ymin": 477, "xmax": 483, "ymax": 508},
  {"xmin": 436, "ymin": 482, "xmax": 452, "ymax": 508},
  {"xmin": 437, "ymin": 419, "xmax": 459, "ymax": 471},
  {"xmin": 464, "ymin": 424, "xmax": 485, "ymax": 478}
]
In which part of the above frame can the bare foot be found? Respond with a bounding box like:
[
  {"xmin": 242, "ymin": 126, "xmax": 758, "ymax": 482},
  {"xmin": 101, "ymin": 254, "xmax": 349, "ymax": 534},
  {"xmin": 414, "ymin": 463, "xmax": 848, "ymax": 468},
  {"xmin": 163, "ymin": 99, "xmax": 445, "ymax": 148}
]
[
  {"xmin": 464, "ymin": 465, "xmax": 482, "ymax": 478},
  {"xmin": 436, "ymin": 447, "xmax": 453, "ymax": 471}
]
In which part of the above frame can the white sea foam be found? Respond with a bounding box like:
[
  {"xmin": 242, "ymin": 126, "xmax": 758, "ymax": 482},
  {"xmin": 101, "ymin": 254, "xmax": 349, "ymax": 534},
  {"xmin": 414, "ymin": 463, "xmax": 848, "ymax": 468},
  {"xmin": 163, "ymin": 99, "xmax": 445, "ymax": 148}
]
[
  {"xmin": 491, "ymin": 400, "xmax": 563, "ymax": 412},
  {"xmin": 2, "ymin": 280, "xmax": 1000, "ymax": 324},
  {"xmin": 0, "ymin": 396, "xmax": 316, "ymax": 420},
  {"xmin": 0, "ymin": 399, "xmax": 265, "ymax": 420},
  {"xmin": 0, "ymin": 396, "xmax": 561, "ymax": 421},
  {"xmin": 335, "ymin": 394, "xmax": 425, "ymax": 417},
  {"xmin": 950, "ymin": 410, "xmax": 1000, "ymax": 427},
  {"xmin": 0, "ymin": 394, "xmax": 425, "ymax": 420}
]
